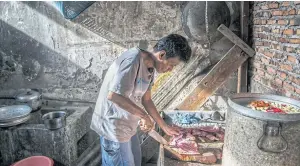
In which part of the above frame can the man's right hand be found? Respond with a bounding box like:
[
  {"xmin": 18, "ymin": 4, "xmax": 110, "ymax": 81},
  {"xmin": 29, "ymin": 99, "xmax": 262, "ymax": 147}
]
[{"xmin": 139, "ymin": 115, "xmax": 154, "ymax": 132}]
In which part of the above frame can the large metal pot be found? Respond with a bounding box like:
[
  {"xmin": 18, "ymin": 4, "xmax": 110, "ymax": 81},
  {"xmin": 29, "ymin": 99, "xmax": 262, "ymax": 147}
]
[
  {"xmin": 16, "ymin": 90, "xmax": 42, "ymax": 111},
  {"xmin": 223, "ymin": 93, "xmax": 300, "ymax": 166},
  {"xmin": 42, "ymin": 111, "xmax": 66, "ymax": 130}
]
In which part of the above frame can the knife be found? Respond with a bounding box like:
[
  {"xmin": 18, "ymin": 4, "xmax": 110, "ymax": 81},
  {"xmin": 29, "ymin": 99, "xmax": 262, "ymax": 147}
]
[{"xmin": 148, "ymin": 129, "xmax": 168, "ymax": 145}]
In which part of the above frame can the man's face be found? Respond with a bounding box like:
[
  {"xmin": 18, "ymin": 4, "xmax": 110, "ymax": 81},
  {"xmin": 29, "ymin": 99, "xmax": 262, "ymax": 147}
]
[{"xmin": 155, "ymin": 51, "xmax": 181, "ymax": 73}]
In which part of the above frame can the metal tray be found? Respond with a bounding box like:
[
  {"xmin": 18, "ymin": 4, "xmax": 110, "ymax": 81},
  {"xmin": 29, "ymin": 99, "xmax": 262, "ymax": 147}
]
[{"xmin": 0, "ymin": 105, "xmax": 32, "ymax": 122}]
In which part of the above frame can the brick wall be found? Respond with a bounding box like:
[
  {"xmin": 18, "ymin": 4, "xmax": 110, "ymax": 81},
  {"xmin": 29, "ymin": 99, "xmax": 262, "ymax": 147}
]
[{"xmin": 250, "ymin": 1, "xmax": 300, "ymax": 100}]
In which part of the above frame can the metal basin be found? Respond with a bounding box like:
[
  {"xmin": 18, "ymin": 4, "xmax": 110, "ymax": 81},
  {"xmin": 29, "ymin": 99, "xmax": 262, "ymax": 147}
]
[{"xmin": 42, "ymin": 111, "xmax": 66, "ymax": 130}]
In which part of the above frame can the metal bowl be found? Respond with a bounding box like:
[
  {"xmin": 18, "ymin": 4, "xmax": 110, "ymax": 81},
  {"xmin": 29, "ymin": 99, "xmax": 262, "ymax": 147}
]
[{"xmin": 42, "ymin": 111, "xmax": 66, "ymax": 130}]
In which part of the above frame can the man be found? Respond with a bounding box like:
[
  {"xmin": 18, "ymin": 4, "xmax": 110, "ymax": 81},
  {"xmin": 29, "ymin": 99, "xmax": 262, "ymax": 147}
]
[{"xmin": 90, "ymin": 34, "xmax": 192, "ymax": 166}]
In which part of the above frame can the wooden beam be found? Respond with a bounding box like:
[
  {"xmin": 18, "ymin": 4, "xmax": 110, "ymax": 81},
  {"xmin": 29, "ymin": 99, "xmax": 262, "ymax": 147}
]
[
  {"xmin": 176, "ymin": 45, "xmax": 248, "ymax": 110},
  {"xmin": 218, "ymin": 24, "xmax": 255, "ymax": 57},
  {"xmin": 237, "ymin": 1, "xmax": 250, "ymax": 93}
]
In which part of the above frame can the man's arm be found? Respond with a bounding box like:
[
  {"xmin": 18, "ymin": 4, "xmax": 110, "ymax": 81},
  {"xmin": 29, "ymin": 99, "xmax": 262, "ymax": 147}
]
[
  {"xmin": 107, "ymin": 91, "xmax": 147, "ymax": 119},
  {"xmin": 142, "ymin": 90, "xmax": 179, "ymax": 135}
]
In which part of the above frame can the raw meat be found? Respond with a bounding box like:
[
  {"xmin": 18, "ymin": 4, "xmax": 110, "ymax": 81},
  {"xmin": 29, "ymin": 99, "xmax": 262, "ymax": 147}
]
[
  {"xmin": 169, "ymin": 133, "xmax": 198, "ymax": 154},
  {"xmin": 186, "ymin": 133, "xmax": 196, "ymax": 141},
  {"xmin": 216, "ymin": 132, "xmax": 225, "ymax": 141},
  {"xmin": 206, "ymin": 134, "xmax": 219, "ymax": 141},
  {"xmin": 177, "ymin": 140, "xmax": 198, "ymax": 154},
  {"xmin": 192, "ymin": 129, "xmax": 208, "ymax": 136}
]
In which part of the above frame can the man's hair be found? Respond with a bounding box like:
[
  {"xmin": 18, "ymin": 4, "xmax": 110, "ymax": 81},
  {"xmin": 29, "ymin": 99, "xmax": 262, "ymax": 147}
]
[{"xmin": 153, "ymin": 34, "xmax": 192, "ymax": 63}]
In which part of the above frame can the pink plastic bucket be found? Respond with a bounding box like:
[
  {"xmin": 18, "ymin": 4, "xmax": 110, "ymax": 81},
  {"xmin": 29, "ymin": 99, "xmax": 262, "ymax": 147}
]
[{"xmin": 11, "ymin": 156, "xmax": 54, "ymax": 166}]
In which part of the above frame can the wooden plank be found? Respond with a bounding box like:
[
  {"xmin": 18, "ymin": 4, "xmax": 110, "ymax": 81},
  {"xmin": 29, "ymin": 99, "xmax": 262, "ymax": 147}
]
[
  {"xmin": 217, "ymin": 24, "xmax": 255, "ymax": 57},
  {"xmin": 176, "ymin": 45, "xmax": 248, "ymax": 110},
  {"xmin": 237, "ymin": 1, "xmax": 250, "ymax": 93}
]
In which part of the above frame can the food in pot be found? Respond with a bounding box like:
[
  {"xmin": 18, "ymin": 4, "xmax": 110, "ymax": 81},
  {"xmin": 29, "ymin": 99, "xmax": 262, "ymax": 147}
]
[{"xmin": 248, "ymin": 100, "xmax": 300, "ymax": 114}]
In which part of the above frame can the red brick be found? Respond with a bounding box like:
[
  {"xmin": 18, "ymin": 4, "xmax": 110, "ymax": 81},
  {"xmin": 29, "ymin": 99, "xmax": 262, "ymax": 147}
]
[
  {"xmin": 257, "ymin": 69, "xmax": 265, "ymax": 76},
  {"xmin": 261, "ymin": 57, "xmax": 270, "ymax": 64},
  {"xmin": 263, "ymin": 27, "xmax": 271, "ymax": 32},
  {"xmin": 254, "ymin": 27, "xmax": 262, "ymax": 32},
  {"xmin": 289, "ymin": 17, "xmax": 300, "ymax": 26},
  {"xmin": 267, "ymin": 20, "xmax": 276, "ymax": 24},
  {"xmin": 289, "ymin": 74, "xmax": 294, "ymax": 80},
  {"xmin": 280, "ymin": 38, "xmax": 289, "ymax": 43},
  {"xmin": 283, "ymin": 82, "xmax": 295, "ymax": 92},
  {"xmin": 261, "ymin": 5, "xmax": 268, "ymax": 10},
  {"xmin": 253, "ymin": 75, "xmax": 261, "ymax": 81},
  {"xmin": 282, "ymin": 2, "xmax": 290, "ymax": 6},
  {"xmin": 283, "ymin": 10, "xmax": 289, "ymax": 16},
  {"xmin": 293, "ymin": 77, "xmax": 300, "ymax": 85},
  {"xmin": 271, "ymin": 43, "xmax": 280, "ymax": 50},
  {"xmin": 284, "ymin": 47, "xmax": 295, "ymax": 53},
  {"xmin": 266, "ymin": 66, "xmax": 276, "ymax": 74},
  {"xmin": 288, "ymin": 55, "xmax": 298, "ymax": 63},
  {"xmin": 281, "ymin": 64, "xmax": 293, "ymax": 71},
  {"xmin": 259, "ymin": 33, "xmax": 268, "ymax": 39},
  {"xmin": 295, "ymin": 88, "xmax": 300, "ymax": 94},
  {"xmin": 264, "ymin": 51, "xmax": 274, "ymax": 58},
  {"xmin": 283, "ymin": 29, "xmax": 294, "ymax": 35},
  {"xmin": 263, "ymin": 41, "xmax": 271, "ymax": 46},
  {"xmin": 254, "ymin": 41, "xmax": 263, "ymax": 46},
  {"xmin": 272, "ymin": 10, "xmax": 283, "ymax": 16},
  {"xmin": 274, "ymin": 52, "xmax": 283, "ymax": 58},
  {"xmin": 277, "ymin": 71, "xmax": 287, "ymax": 79},
  {"xmin": 289, "ymin": 9, "xmax": 296, "ymax": 15},
  {"xmin": 278, "ymin": 20, "xmax": 288, "ymax": 25},
  {"xmin": 258, "ymin": 47, "xmax": 265, "ymax": 54},
  {"xmin": 290, "ymin": 38, "xmax": 300, "ymax": 44},
  {"xmin": 275, "ymin": 78, "xmax": 283, "ymax": 87},
  {"xmin": 272, "ymin": 29, "xmax": 281, "ymax": 34},
  {"xmin": 252, "ymin": 61, "xmax": 264, "ymax": 69},
  {"xmin": 270, "ymin": 60, "xmax": 279, "ymax": 66},
  {"xmin": 268, "ymin": 3, "xmax": 279, "ymax": 9}
]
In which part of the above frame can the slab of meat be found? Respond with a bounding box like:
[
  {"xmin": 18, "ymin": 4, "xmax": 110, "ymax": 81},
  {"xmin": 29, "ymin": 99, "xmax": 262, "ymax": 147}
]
[
  {"xmin": 216, "ymin": 131, "xmax": 225, "ymax": 141},
  {"xmin": 206, "ymin": 134, "xmax": 219, "ymax": 141},
  {"xmin": 185, "ymin": 132, "xmax": 196, "ymax": 141},
  {"xmin": 192, "ymin": 129, "xmax": 208, "ymax": 137},
  {"xmin": 177, "ymin": 139, "xmax": 198, "ymax": 153},
  {"xmin": 169, "ymin": 133, "xmax": 199, "ymax": 154}
]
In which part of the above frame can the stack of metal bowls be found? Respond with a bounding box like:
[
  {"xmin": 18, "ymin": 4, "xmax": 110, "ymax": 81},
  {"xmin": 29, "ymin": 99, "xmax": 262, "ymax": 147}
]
[{"xmin": 0, "ymin": 105, "xmax": 32, "ymax": 127}]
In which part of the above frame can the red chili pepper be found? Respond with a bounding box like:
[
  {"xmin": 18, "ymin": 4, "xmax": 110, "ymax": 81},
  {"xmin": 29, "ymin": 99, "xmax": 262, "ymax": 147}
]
[{"xmin": 266, "ymin": 107, "xmax": 286, "ymax": 114}]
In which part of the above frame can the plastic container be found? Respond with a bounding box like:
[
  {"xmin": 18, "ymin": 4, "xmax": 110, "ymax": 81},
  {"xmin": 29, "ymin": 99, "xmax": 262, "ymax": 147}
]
[{"xmin": 11, "ymin": 156, "xmax": 54, "ymax": 166}]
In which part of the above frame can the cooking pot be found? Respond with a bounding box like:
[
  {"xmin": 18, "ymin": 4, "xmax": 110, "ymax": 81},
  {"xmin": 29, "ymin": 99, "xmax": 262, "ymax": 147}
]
[
  {"xmin": 16, "ymin": 90, "xmax": 42, "ymax": 111},
  {"xmin": 42, "ymin": 111, "xmax": 66, "ymax": 130}
]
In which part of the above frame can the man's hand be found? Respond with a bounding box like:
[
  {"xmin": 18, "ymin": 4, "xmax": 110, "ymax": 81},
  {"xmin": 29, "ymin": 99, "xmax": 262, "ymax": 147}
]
[
  {"xmin": 139, "ymin": 115, "xmax": 154, "ymax": 132},
  {"xmin": 161, "ymin": 124, "xmax": 180, "ymax": 136}
]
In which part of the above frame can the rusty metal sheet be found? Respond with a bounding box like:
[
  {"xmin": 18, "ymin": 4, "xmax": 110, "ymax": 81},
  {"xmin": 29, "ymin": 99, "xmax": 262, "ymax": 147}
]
[{"xmin": 176, "ymin": 45, "xmax": 247, "ymax": 110}]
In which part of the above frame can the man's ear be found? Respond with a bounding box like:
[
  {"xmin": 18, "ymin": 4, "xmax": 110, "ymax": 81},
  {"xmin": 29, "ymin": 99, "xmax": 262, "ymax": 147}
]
[{"xmin": 159, "ymin": 50, "xmax": 166, "ymax": 59}]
